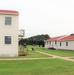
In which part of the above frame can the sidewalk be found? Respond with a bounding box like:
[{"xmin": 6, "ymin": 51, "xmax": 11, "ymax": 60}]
[
  {"xmin": 36, "ymin": 50, "xmax": 74, "ymax": 62},
  {"xmin": 0, "ymin": 57, "xmax": 51, "ymax": 60}
]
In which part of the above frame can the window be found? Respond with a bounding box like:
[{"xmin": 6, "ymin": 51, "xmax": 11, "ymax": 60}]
[
  {"xmin": 5, "ymin": 17, "xmax": 12, "ymax": 25},
  {"xmin": 47, "ymin": 41, "xmax": 48, "ymax": 45},
  {"xmin": 5, "ymin": 36, "xmax": 11, "ymax": 44},
  {"xmin": 55, "ymin": 41, "xmax": 57, "ymax": 45},
  {"xmin": 66, "ymin": 42, "xmax": 68, "ymax": 46},
  {"xmin": 50, "ymin": 41, "xmax": 51, "ymax": 45},
  {"xmin": 60, "ymin": 42, "xmax": 62, "ymax": 46}
]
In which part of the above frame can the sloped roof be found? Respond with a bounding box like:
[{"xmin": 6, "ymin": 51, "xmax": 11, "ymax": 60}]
[
  {"xmin": 44, "ymin": 35, "xmax": 74, "ymax": 42},
  {"xmin": 0, "ymin": 10, "xmax": 19, "ymax": 15},
  {"xmin": 45, "ymin": 35, "xmax": 66, "ymax": 42},
  {"xmin": 60, "ymin": 35, "xmax": 74, "ymax": 41}
]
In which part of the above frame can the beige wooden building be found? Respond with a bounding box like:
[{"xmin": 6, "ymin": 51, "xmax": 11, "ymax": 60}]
[{"xmin": 0, "ymin": 10, "xmax": 19, "ymax": 56}]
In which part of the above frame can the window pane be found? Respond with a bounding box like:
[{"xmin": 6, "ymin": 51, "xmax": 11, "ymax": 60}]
[
  {"xmin": 50, "ymin": 41, "xmax": 51, "ymax": 45},
  {"xmin": 66, "ymin": 42, "xmax": 68, "ymax": 46},
  {"xmin": 60, "ymin": 42, "xmax": 61, "ymax": 46},
  {"xmin": 55, "ymin": 41, "xmax": 57, "ymax": 45},
  {"xmin": 5, "ymin": 36, "xmax": 11, "ymax": 44},
  {"xmin": 47, "ymin": 42, "xmax": 48, "ymax": 45},
  {"xmin": 5, "ymin": 17, "xmax": 12, "ymax": 25}
]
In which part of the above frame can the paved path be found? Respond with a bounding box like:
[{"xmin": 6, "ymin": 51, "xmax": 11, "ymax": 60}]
[
  {"xmin": 0, "ymin": 58, "xmax": 51, "ymax": 60},
  {"xmin": 36, "ymin": 50, "xmax": 74, "ymax": 62}
]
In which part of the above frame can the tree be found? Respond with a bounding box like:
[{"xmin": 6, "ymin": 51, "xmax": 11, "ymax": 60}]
[{"xmin": 19, "ymin": 34, "xmax": 50, "ymax": 46}]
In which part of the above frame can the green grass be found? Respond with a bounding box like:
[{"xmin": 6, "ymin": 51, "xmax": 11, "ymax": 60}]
[
  {"xmin": 0, "ymin": 46, "xmax": 50, "ymax": 58},
  {"xmin": 28, "ymin": 45, "xmax": 74, "ymax": 57},
  {"xmin": 0, "ymin": 50, "xmax": 50, "ymax": 58},
  {"xmin": 0, "ymin": 45, "xmax": 74, "ymax": 75},
  {"xmin": 2, "ymin": 45, "xmax": 74, "ymax": 58},
  {"xmin": 19, "ymin": 46, "xmax": 49, "ymax": 58},
  {"xmin": 0, "ymin": 59, "xmax": 74, "ymax": 75},
  {"xmin": 24, "ymin": 50, "xmax": 50, "ymax": 58},
  {"xmin": 18, "ymin": 45, "xmax": 50, "ymax": 58}
]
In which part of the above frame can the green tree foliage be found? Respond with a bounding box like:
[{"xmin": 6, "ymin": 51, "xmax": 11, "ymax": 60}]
[
  {"xmin": 30, "ymin": 34, "xmax": 49, "ymax": 41},
  {"xmin": 19, "ymin": 34, "xmax": 50, "ymax": 47}
]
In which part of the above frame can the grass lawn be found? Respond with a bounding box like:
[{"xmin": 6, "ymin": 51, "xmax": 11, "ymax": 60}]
[
  {"xmin": 0, "ymin": 46, "xmax": 50, "ymax": 58},
  {"xmin": 20, "ymin": 50, "xmax": 51, "ymax": 58},
  {"xmin": 0, "ymin": 45, "xmax": 74, "ymax": 75},
  {"xmin": 18, "ymin": 45, "xmax": 50, "ymax": 58},
  {"xmin": 28, "ymin": 45, "xmax": 74, "ymax": 57},
  {"xmin": 0, "ymin": 59, "xmax": 74, "ymax": 75},
  {"xmin": 0, "ymin": 49, "xmax": 50, "ymax": 58}
]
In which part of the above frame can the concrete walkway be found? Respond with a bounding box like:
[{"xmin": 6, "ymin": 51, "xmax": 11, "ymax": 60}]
[
  {"xmin": 0, "ymin": 57, "xmax": 51, "ymax": 60},
  {"xmin": 36, "ymin": 50, "xmax": 74, "ymax": 62}
]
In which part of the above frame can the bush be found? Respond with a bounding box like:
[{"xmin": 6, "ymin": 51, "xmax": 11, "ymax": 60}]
[
  {"xmin": 18, "ymin": 50, "xmax": 28, "ymax": 56},
  {"xmin": 48, "ymin": 47, "xmax": 56, "ymax": 50}
]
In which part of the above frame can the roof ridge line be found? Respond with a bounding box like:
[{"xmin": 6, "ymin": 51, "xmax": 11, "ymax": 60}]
[{"xmin": 57, "ymin": 35, "xmax": 68, "ymax": 40}]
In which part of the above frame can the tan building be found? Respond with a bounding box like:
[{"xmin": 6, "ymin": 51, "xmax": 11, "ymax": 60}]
[{"xmin": 0, "ymin": 10, "xmax": 19, "ymax": 56}]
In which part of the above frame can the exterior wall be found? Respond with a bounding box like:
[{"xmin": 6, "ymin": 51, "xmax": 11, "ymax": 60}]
[
  {"xmin": 45, "ymin": 40, "xmax": 74, "ymax": 50},
  {"xmin": 45, "ymin": 41, "xmax": 58, "ymax": 49},
  {"xmin": 44, "ymin": 42, "xmax": 49, "ymax": 48},
  {"xmin": 57, "ymin": 40, "xmax": 74, "ymax": 50},
  {"xmin": 0, "ymin": 14, "xmax": 18, "ymax": 56},
  {"xmin": 50, "ymin": 41, "xmax": 57, "ymax": 49}
]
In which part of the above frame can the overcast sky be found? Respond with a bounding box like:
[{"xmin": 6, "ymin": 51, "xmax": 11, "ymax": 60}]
[{"xmin": 0, "ymin": 0, "xmax": 74, "ymax": 38}]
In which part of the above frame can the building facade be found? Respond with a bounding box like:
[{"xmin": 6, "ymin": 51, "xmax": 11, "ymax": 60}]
[
  {"xmin": 44, "ymin": 35, "xmax": 74, "ymax": 50},
  {"xmin": 0, "ymin": 10, "xmax": 19, "ymax": 56},
  {"xmin": 57, "ymin": 35, "xmax": 74, "ymax": 50},
  {"xmin": 44, "ymin": 36, "xmax": 66, "ymax": 49}
]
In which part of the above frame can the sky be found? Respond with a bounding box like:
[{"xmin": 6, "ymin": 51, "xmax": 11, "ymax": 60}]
[{"xmin": 0, "ymin": 0, "xmax": 74, "ymax": 38}]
